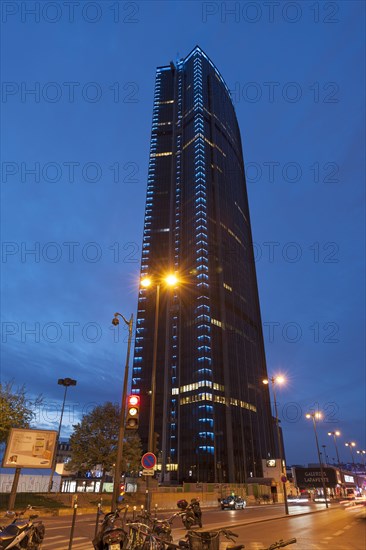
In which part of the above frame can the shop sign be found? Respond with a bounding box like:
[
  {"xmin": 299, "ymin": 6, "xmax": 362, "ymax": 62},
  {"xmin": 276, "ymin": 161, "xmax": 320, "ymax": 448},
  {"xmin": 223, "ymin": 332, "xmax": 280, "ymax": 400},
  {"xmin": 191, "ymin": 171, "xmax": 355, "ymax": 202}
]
[{"xmin": 293, "ymin": 467, "xmax": 338, "ymax": 488}]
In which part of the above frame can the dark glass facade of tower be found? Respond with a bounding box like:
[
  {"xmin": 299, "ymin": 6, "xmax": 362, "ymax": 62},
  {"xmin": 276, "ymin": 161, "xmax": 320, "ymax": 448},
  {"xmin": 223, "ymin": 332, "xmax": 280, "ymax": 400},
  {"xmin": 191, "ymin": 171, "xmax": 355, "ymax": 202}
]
[{"xmin": 132, "ymin": 46, "xmax": 275, "ymax": 483}]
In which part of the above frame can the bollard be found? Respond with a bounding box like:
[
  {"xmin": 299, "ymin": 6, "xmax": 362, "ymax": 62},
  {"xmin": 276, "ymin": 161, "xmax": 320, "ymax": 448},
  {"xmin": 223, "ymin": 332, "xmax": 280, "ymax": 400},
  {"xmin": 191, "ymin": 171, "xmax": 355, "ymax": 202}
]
[
  {"xmin": 123, "ymin": 505, "xmax": 128, "ymax": 525},
  {"xmin": 94, "ymin": 498, "xmax": 102, "ymax": 539},
  {"xmin": 154, "ymin": 503, "xmax": 158, "ymax": 518},
  {"xmin": 133, "ymin": 505, "xmax": 136, "ymax": 520},
  {"xmin": 68, "ymin": 496, "xmax": 78, "ymax": 550}
]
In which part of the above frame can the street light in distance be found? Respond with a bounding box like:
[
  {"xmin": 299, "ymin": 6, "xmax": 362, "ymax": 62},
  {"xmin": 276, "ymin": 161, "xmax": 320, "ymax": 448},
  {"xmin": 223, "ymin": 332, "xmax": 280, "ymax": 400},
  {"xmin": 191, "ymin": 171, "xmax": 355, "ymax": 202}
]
[
  {"xmin": 356, "ymin": 450, "xmax": 366, "ymax": 467},
  {"xmin": 327, "ymin": 431, "xmax": 341, "ymax": 466},
  {"xmin": 263, "ymin": 374, "xmax": 289, "ymax": 515},
  {"xmin": 345, "ymin": 441, "xmax": 357, "ymax": 468},
  {"xmin": 48, "ymin": 377, "xmax": 77, "ymax": 492},
  {"xmin": 306, "ymin": 412, "xmax": 328, "ymax": 508}
]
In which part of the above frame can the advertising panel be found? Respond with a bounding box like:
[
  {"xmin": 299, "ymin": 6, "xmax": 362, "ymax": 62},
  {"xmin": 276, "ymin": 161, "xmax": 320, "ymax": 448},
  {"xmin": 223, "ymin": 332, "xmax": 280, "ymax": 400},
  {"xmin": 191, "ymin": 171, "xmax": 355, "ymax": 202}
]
[
  {"xmin": 293, "ymin": 467, "xmax": 340, "ymax": 488},
  {"xmin": 2, "ymin": 428, "xmax": 57, "ymax": 469}
]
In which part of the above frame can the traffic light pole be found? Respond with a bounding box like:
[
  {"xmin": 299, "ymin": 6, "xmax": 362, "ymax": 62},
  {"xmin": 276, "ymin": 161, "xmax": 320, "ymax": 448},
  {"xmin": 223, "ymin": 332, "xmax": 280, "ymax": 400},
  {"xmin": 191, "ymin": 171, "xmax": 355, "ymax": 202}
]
[{"xmin": 111, "ymin": 313, "xmax": 133, "ymax": 512}]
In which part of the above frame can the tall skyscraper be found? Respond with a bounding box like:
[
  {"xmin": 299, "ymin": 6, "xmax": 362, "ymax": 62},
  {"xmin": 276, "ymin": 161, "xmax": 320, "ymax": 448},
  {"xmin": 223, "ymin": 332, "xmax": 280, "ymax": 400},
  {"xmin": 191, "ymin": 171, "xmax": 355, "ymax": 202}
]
[{"xmin": 132, "ymin": 46, "xmax": 276, "ymax": 483}]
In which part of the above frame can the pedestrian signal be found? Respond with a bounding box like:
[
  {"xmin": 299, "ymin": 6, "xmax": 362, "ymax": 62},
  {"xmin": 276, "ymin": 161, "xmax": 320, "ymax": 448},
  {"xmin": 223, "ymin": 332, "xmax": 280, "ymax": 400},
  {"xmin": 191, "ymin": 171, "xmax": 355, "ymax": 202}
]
[{"xmin": 126, "ymin": 394, "xmax": 140, "ymax": 429}]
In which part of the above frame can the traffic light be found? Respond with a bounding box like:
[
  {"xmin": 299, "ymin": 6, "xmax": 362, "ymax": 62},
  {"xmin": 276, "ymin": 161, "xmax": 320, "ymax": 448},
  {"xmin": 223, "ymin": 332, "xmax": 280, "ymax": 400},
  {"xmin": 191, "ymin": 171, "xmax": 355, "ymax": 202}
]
[
  {"xmin": 126, "ymin": 394, "xmax": 140, "ymax": 429},
  {"xmin": 118, "ymin": 483, "xmax": 125, "ymax": 502}
]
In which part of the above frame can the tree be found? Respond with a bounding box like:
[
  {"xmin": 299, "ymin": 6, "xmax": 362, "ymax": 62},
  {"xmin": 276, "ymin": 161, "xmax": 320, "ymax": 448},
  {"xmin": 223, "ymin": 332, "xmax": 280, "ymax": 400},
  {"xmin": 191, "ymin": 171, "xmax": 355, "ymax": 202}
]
[
  {"xmin": 0, "ymin": 381, "xmax": 43, "ymax": 445},
  {"xmin": 67, "ymin": 402, "xmax": 142, "ymax": 491},
  {"xmin": 122, "ymin": 432, "xmax": 143, "ymax": 476}
]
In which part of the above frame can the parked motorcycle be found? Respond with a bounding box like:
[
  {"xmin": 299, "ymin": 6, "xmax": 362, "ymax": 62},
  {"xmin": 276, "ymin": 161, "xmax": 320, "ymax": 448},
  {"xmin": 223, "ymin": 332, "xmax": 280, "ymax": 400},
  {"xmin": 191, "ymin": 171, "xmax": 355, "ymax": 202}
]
[
  {"xmin": 176, "ymin": 499, "xmax": 203, "ymax": 530},
  {"xmin": 0, "ymin": 506, "xmax": 45, "ymax": 550},
  {"xmin": 93, "ymin": 509, "xmax": 127, "ymax": 550},
  {"xmin": 189, "ymin": 499, "xmax": 202, "ymax": 528}
]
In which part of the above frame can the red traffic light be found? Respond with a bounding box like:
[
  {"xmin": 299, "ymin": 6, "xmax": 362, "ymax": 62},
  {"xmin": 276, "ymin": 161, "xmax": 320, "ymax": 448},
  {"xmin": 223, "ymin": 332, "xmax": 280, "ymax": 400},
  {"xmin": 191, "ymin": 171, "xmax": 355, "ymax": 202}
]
[
  {"xmin": 126, "ymin": 394, "xmax": 140, "ymax": 430},
  {"xmin": 128, "ymin": 395, "xmax": 140, "ymax": 407}
]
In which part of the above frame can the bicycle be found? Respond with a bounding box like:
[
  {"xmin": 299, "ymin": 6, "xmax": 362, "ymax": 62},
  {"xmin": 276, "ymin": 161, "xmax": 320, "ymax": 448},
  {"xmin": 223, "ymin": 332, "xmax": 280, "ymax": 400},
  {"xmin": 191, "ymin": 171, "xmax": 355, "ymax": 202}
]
[
  {"xmin": 135, "ymin": 511, "xmax": 178, "ymax": 542},
  {"xmin": 179, "ymin": 528, "xmax": 244, "ymax": 550},
  {"xmin": 125, "ymin": 521, "xmax": 156, "ymax": 550},
  {"xmin": 179, "ymin": 528, "xmax": 296, "ymax": 550}
]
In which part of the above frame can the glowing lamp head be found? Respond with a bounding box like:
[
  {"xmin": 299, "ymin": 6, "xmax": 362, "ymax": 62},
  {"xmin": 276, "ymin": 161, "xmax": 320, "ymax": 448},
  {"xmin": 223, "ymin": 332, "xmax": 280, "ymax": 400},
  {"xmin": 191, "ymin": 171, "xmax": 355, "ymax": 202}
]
[
  {"xmin": 306, "ymin": 412, "xmax": 322, "ymax": 420},
  {"xmin": 276, "ymin": 375, "xmax": 285, "ymax": 385},
  {"xmin": 263, "ymin": 379, "xmax": 269, "ymax": 385},
  {"xmin": 141, "ymin": 277, "xmax": 151, "ymax": 288},
  {"xmin": 165, "ymin": 274, "xmax": 178, "ymax": 286}
]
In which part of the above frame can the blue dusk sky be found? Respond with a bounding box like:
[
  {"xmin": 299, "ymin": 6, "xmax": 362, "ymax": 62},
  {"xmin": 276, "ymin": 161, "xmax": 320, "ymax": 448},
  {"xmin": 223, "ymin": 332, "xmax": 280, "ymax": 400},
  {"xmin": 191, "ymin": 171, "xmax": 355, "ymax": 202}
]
[{"xmin": 1, "ymin": 1, "xmax": 365, "ymax": 467}]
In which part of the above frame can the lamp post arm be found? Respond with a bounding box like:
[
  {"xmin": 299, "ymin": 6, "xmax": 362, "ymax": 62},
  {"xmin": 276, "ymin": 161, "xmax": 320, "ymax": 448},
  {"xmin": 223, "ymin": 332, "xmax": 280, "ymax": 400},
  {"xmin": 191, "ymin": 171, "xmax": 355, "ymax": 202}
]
[{"xmin": 115, "ymin": 312, "xmax": 130, "ymax": 327}]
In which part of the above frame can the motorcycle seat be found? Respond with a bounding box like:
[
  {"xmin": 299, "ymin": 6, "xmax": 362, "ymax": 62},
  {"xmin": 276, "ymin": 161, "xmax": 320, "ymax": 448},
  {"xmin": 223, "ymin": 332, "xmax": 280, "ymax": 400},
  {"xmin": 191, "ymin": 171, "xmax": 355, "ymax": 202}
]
[{"xmin": 0, "ymin": 522, "xmax": 28, "ymax": 539}]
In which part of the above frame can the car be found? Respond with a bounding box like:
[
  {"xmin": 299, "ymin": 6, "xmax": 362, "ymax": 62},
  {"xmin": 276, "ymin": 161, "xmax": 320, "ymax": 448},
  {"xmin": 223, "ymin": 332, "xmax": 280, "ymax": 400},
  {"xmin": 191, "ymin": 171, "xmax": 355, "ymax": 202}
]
[
  {"xmin": 287, "ymin": 495, "xmax": 309, "ymax": 503},
  {"xmin": 220, "ymin": 495, "xmax": 247, "ymax": 510},
  {"xmin": 313, "ymin": 496, "xmax": 331, "ymax": 503}
]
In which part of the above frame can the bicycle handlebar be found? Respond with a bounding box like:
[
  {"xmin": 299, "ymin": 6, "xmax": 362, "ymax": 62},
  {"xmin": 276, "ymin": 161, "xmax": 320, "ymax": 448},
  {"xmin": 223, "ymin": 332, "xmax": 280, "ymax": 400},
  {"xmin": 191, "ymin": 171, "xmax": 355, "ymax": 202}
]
[
  {"xmin": 220, "ymin": 529, "xmax": 238, "ymax": 538},
  {"xmin": 265, "ymin": 538, "xmax": 297, "ymax": 549}
]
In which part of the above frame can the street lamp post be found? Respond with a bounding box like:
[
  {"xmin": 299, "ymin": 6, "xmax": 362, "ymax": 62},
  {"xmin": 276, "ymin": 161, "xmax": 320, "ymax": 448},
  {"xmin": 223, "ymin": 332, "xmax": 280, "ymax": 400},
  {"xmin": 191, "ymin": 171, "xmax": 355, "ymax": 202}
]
[
  {"xmin": 356, "ymin": 450, "xmax": 366, "ymax": 467},
  {"xmin": 48, "ymin": 377, "xmax": 77, "ymax": 492},
  {"xmin": 322, "ymin": 445, "xmax": 328, "ymax": 466},
  {"xmin": 263, "ymin": 375, "xmax": 289, "ymax": 515},
  {"xmin": 111, "ymin": 312, "xmax": 134, "ymax": 512},
  {"xmin": 345, "ymin": 442, "xmax": 356, "ymax": 468},
  {"xmin": 306, "ymin": 412, "xmax": 328, "ymax": 508},
  {"xmin": 140, "ymin": 274, "xmax": 178, "ymax": 509},
  {"xmin": 327, "ymin": 431, "xmax": 341, "ymax": 466}
]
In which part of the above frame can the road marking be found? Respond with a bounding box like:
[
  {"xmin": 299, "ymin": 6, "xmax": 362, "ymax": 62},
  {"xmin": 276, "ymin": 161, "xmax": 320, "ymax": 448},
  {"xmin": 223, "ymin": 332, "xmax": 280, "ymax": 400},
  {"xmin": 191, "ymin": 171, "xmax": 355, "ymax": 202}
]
[
  {"xmin": 44, "ymin": 545, "xmax": 93, "ymax": 550},
  {"xmin": 343, "ymin": 524, "xmax": 352, "ymax": 529},
  {"xmin": 334, "ymin": 529, "xmax": 344, "ymax": 536},
  {"xmin": 43, "ymin": 539, "xmax": 93, "ymax": 550},
  {"xmin": 44, "ymin": 525, "xmax": 71, "ymax": 530},
  {"xmin": 323, "ymin": 536, "xmax": 333, "ymax": 540}
]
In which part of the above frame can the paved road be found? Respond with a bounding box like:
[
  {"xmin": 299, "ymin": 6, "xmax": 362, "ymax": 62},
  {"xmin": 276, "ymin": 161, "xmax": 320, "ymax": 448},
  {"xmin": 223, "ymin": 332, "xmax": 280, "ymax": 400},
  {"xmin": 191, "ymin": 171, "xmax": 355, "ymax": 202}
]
[
  {"xmin": 19, "ymin": 501, "xmax": 365, "ymax": 549},
  {"xmin": 230, "ymin": 504, "xmax": 365, "ymax": 549}
]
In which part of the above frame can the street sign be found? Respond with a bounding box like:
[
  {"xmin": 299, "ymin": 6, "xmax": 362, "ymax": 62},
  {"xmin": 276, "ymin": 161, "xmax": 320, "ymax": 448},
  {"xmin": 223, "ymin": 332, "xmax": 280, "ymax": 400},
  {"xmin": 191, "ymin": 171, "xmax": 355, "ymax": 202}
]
[
  {"xmin": 142, "ymin": 469, "xmax": 154, "ymax": 476},
  {"xmin": 280, "ymin": 475, "xmax": 287, "ymax": 483},
  {"xmin": 141, "ymin": 452, "xmax": 157, "ymax": 469}
]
